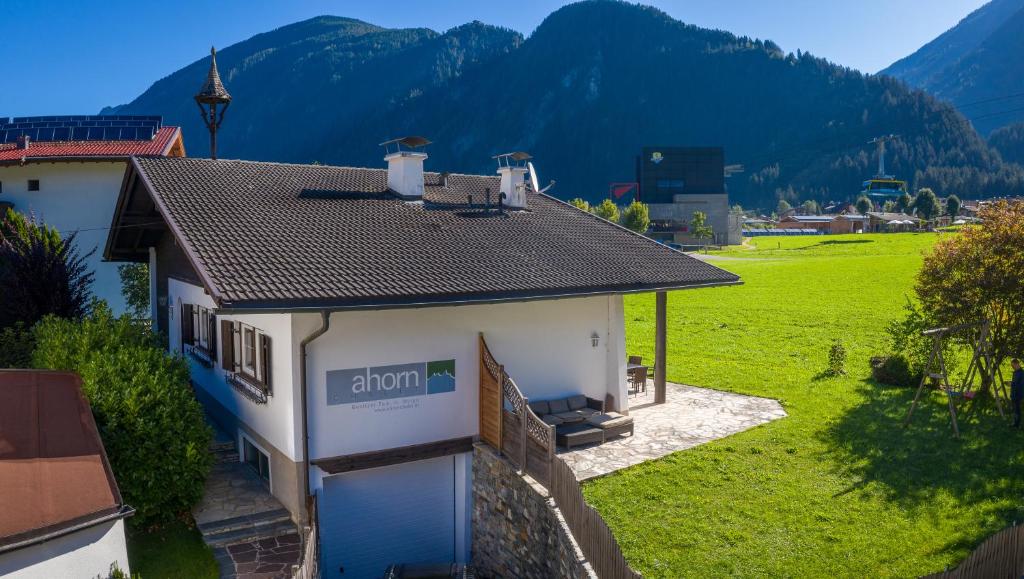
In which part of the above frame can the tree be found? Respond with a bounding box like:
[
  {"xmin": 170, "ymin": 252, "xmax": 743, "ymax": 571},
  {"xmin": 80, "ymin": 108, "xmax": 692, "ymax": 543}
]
[
  {"xmin": 620, "ymin": 200, "xmax": 651, "ymax": 234},
  {"xmin": 593, "ymin": 199, "xmax": 620, "ymax": 223},
  {"xmin": 883, "ymin": 200, "xmax": 897, "ymax": 212},
  {"xmin": 801, "ymin": 200, "xmax": 820, "ymax": 215},
  {"xmin": 915, "ymin": 200, "xmax": 1024, "ymax": 367},
  {"xmin": 119, "ymin": 263, "xmax": 150, "ymax": 319},
  {"xmin": 897, "ymin": 192, "xmax": 913, "ymax": 213},
  {"xmin": 855, "ymin": 195, "xmax": 873, "ymax": 215},
  {"xmin": 32, "ymin": 304, "xmax": 212, "ymax": 525},
  {"xmin": 946, "ymin": 194, "xmax": 961, "ymax": 219},
  {"xmin": 0, "ymin": 209, "xmax": 94, "ymax": 330},
  {"xmin": 731, "ymin": 204, "xmax": 745, "ymax": 215},
  {"xmin": 690, "ymin": 211, "xmax": 714, "ymax": 251},
  {"xmin": 913, "ymin": 187, "xmax": 939, "ymax": 221},
  {"xmin": 568, "ymin": 198, "xmax": 590, "ymax": 212},
  {"xmin": 776, "ymin": 199, "xmax": 792, "ymax": 215}
]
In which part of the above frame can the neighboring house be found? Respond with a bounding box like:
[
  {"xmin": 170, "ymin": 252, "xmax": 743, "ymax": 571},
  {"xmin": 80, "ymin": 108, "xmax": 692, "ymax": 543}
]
[
  {"xmin": 104, "ymin": 149, "xmax": 738, "ymax": 576},
  {"xmin": 0, "ymin": 370, "xmax": 133, "ymax": 579},
  {"xmin": 830, "ymin": 214, "xmax": 868, "ymax": 234},
  {"xmin": 0, "ymin": 116, "xmax": 184, "ymax": 314},
  {"xmin": 775, "ymin": 215, "xmax": 834, "ymax": 232},
  {"xmin": 866, "ymin": 212, "xmax": 922, "ymax": 232}
]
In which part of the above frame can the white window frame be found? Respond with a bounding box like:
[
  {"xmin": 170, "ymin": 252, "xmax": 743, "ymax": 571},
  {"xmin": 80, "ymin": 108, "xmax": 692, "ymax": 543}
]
[
  {"xmin": 241, "ymin": 325, "xmax": 258, "ymax": 381},
  {"xmin": 238, "ymin": 432, "xmax": 272, "ymax": 491}
]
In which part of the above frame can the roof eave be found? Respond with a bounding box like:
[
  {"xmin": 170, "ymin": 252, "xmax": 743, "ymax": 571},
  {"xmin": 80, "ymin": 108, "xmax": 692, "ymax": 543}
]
[{"xmin": 212, "ymin": 279, "xmax": 743, "ymax": 315}]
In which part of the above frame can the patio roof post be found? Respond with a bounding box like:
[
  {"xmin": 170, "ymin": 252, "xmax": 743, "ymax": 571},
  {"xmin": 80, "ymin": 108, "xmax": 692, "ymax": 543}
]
[{"xmin": 655, "ymin": 291, "xmax": 667, "ymax": 404}]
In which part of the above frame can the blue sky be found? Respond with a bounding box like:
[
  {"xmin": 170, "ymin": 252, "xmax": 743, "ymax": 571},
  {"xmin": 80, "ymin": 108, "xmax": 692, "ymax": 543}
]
[{"xmin": 0, "ymin": 0, "xmax": 987, "ymax": 117}]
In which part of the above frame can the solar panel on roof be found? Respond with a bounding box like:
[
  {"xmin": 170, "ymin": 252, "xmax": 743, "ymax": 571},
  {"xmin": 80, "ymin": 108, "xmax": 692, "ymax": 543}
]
[{"xmin": 0, "ymin": 115, "xmax": 163, "ymax": 143}]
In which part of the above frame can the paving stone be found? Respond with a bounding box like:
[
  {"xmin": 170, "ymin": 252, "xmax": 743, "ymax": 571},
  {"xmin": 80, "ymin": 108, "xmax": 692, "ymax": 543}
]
[{"xmin": 559, "ymin": 382, "xmax": 786, "ymax": 481}]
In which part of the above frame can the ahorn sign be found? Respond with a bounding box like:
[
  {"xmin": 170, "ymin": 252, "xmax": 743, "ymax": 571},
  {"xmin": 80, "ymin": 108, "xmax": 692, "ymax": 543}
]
[{"xmin": 326, "ymin": 359, "xmax": 455, "ymax": 405}]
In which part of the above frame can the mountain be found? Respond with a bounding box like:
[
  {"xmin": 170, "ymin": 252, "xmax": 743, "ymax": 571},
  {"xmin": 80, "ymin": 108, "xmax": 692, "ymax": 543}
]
[
  {"xmin": 990, "ymin": 123, "xmax": 1024, "ymax": 165},
  {"xmin": 881, "ymin": 0, "xmax": 1024, "ymax": 135},
  {"xmin": 108, "ymin": 2, "xmax": 1024, "ymax": 206}
]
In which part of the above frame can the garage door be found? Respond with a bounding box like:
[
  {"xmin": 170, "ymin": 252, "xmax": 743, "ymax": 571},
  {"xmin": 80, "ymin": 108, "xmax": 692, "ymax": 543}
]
[{"xmin": 320, "ymin": 455, "xmax": 456, "ymax": 578}]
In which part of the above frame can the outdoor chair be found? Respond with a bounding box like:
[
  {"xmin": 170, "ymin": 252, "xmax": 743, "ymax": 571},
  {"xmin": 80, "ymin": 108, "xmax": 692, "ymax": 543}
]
[{"xmin": 629, "ymin": 365, "xmax": 648, "ymax": 395}]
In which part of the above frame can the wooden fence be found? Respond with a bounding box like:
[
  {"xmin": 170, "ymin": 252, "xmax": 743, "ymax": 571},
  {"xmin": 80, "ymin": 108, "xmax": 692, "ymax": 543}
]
[
  {"xmin": 923, "ymin": 524, "xmax": 1024, "ymax": 579},
  {"xmin": 479, "ymin": 333, "xmax": 642, "ymax": 579},
  {"xmin": 292, "ymin": 496, "xmax": 320, "ymax": 579}
]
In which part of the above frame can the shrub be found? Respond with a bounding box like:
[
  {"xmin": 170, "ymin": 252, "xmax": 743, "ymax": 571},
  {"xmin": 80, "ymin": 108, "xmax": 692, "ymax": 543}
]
[
  {"xmin": 826, "ymin": 340, "xmax": 847, "ymax": 376},
  {"xmin": 0, "ymin": 322, "xmax": 35, "ymax": 368},
  {"xmin": 870, "ymin": 355, "xmax": 919, "ymax": 387},
  {"xmin": 593, "ymin": 199, "xmax": 620, "ymax": 222},
  {"xmin": 620, "ymin": 200, "xmax": 651, "ymax": 233},
  {"xmin": 32, "ymin": 304, "xmax": 211, "ymax": 525},
  {"xmin": 568, "ymin": 198, "xmax": 591, "ymax": 212},
  {"xmin": 885, "ymin": 299, "xmax": 955, "ymax": 380}
]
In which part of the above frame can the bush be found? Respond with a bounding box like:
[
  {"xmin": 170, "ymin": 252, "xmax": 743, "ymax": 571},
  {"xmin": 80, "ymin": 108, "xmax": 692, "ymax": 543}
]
[
  {"xmin": 885, "ymin": 299, "xmax": 956, "ymax": 380},
  {"xmin": 32, "ymin": 304, "xmax": 211, "ymax": 525},
  {"xmin": 593, "ymin": 199, "xmax": 620, "ymax": 222},
  {"xmin": 826, "ymin": 340, "xmax": 847, "ymax": 376},
  {"xmin": 620, "ymin": 200, "xmax": 651, "ymax": 233},
  {"xmin": 870, "ymin": 355, "xmax": 919, "ymax": 387},
  {"xmin": 0, "ymin": 322, "xmax": 34, "ymax": 368}
]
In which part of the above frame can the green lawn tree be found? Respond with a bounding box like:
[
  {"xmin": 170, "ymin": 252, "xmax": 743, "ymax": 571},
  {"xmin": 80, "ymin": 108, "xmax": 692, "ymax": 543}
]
[
  {"xmin": 776, "ymin": 199, "xmax": 792, "ymax": 215},
  {"xmin": 913, "ymin": 188, "xmax": 940, "ymax": 221},
  {"xmin": 690, "ymin": 210, "xmax": 714, "ymax": 252},
  {"xmin": 593, "ymin": 198, "xmax": 620, "ymax": 222},
  {"xmin": 855, "ymin": 195, "xmax": 873, "ymax": 215},
  {"xmin": 568, "ymin": 198, "xmax": 591, "ymax": 212},
  {"xmin": 915, "ymin": 200, "xmax": 1024, "ymax": 366},
  {"xmin": 620, "ymin": 200, "xmax": 651, "ymax": 234},
  {"xmin": 119, "ymin": 263, "xmax": 150, "ymax": 320},
  {"xmin": 897, "ymin": 192, "xmax": 913, "ymax": 213},
  {"xmin": 946, "ymin": 194, "xmax": 961, "ymax": 219}
]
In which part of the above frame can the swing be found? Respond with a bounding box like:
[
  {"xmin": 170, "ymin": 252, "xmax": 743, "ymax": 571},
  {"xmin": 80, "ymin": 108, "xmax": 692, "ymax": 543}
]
[{"xmin": 903, "ymin": 320, "xmax": 1010, "ymax": 438}]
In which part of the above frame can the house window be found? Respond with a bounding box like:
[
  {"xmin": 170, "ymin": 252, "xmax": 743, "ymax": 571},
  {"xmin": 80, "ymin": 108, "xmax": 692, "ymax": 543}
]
[
  {"xmin": 180, "ymin": 302, "xmax": 217, "ymax": 366},
  {"xmin": 27, "ymin": 179, "xmax": 39, "ymax": 191},
  {"xmin": 242, "ymin": 436, "xmax": 271, "ymax": 485},
  {"xmin": 221, "ymin": 320, "xmax": 272, "ymax": 399}
]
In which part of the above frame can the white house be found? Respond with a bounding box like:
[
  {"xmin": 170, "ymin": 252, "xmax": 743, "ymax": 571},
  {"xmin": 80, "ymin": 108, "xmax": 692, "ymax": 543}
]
[
  {"xmin": 0, "ymin": 370, "xmax": 133, "ymax": 579},
  {"xmin": 0, "ymin": 116, "xmax": 184, "ymax": 314},
  {"xmin": 104, "ymin": 146, "xmax": 738, "ymax": 577}
]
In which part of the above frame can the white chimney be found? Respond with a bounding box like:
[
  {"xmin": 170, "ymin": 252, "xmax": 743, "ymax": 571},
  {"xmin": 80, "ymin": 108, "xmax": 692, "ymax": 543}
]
[
  {"xmin": 497, "ymin": 165, "xmax": 528, "ymax": 210},
  {"xmin": 385, "ymin": 150, "xmax": 427, "ymax": 200}
]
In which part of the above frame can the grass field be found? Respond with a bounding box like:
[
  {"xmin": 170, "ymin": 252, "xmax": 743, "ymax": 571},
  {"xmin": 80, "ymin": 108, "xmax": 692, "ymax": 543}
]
[
  {"xmin": 584, "ymin": 233, "xmax": 1024, "ymax": 578},
  {"xmin": 127, "ymin": 520, "xmax": 218, "ymax": 578}
]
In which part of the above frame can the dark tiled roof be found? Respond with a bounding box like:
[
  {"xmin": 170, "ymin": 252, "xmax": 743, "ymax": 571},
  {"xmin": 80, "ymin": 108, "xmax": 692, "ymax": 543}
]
[{"xmin": 124, "ymin": 157, "xmax": 739, "ymax": 309}]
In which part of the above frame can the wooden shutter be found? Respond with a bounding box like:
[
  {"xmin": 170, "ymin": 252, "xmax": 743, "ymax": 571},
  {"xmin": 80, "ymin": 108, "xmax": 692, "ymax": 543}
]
[
  {"xmin": 208, "ymin": 314, "xmax": 218, "ymax": 361},
  {"xmin": 221, "ymin": 320, "xmax": 235, "ymax": 372},
  {"xmin": 181, "ymin": 303, "xmax": 193, "ymax": 349},
  {"xmin": 259, "ymin": 334, "xmax": 272, "ymax": 392}
]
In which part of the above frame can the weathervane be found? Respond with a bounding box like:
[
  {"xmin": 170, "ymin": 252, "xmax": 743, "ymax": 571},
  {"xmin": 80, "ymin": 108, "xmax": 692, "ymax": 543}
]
[{"xmin": 194, "ymin": 46, "xmax": 232, "ymax": 159}]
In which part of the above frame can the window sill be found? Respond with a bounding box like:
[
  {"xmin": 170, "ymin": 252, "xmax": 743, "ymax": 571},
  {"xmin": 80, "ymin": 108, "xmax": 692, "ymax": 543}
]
[
  {"xmin": 227, "ymin": 373, "xmax": 269, "ymax": 405},
  {"xmin": 186, "ymin": 346, "xmax": 214, "ymax": 368}
]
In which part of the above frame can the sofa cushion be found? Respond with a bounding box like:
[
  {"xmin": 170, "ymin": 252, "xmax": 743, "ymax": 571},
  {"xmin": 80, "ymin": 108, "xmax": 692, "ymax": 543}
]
[
  {"xmin": 548, "ymin": 398, "xmax": 569, "ymax": 414},
  {"xmin": 554, "ymin": 411, "xmax": 585, "ymax": 424},
  {"xmin": 528, "ymin": 400, "xmax": 550, "ymax": 416},
  {"xmin": 587, "ymin": 412, "xmax": 634, "ymax": 429},
  {"xmin": 567, "ymin": 395, "xmax": 588, "ymax": 411},
  {"xmin": 540, "ymin": 414, "xmax": 564, "ymax": 426}
]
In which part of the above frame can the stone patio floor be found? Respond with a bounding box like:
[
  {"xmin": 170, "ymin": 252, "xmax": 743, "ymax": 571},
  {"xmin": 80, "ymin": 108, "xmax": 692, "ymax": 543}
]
[
  {"xmin": 193, "ymin": 459, "xmax": 285, "ymax": 528},
  {"xmin": 559, "ymin": 381, "xmax": 786, "ymax": 480},
  {"xmin": 213, "ymin": 535, "xmax": 302, "ymax": 579}
]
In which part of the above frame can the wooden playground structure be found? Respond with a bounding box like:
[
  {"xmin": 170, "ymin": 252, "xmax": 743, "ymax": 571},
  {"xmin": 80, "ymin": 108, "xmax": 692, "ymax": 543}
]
[{"xmin": 904, "ymin": 320, "xmax": 1012, "ymax": 438}]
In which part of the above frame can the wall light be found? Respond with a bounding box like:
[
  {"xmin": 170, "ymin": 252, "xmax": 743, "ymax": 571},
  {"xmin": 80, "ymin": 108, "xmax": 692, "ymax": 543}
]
[{"xmin": 591, "ymin": 332, "xmax": 600, "ymax": 348}]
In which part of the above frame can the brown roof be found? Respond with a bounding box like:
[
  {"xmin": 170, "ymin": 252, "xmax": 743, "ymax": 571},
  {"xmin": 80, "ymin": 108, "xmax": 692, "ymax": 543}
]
[
  {"xmin": 0, "ymin": 370, "xmax": 127, "ymax": 551},
  {"xmin": 105, "ymin": 157, "xmax": 740, "ymax": 311}
]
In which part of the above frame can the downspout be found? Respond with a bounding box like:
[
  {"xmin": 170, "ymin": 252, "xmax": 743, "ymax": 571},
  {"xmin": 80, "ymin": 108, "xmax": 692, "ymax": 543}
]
[{"xmin": 299, "ymin": 310, "xmax": 331, "ymax": 520}]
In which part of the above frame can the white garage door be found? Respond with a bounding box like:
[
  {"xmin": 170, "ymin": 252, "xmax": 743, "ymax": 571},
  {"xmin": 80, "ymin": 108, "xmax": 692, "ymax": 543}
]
[{"xmin": 320, "ymin": 455, "xmax": 456, "ymax": 578}]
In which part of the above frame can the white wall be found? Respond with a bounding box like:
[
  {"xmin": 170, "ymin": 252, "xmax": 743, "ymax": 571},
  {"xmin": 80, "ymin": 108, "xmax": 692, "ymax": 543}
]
[
  {"xmin": 0, "ymin": 519, "xmax": 129, "ymax": 579},
  {"xmin": 168, "ymin": 278, "xmax": 300, "ymax": 460},
  {"xmin": 0, "ymin": 162, "xmax": 130, "ymax": 314},
  {"xmin": 299, "ymin": 295, "xmax": 628, "ymax": 462}
]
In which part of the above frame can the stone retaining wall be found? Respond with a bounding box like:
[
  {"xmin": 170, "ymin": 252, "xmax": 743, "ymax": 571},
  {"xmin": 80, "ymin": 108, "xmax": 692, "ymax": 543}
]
[{"xmin": 471, "ymin": 443, "xmax": 596, "ymax": 579}]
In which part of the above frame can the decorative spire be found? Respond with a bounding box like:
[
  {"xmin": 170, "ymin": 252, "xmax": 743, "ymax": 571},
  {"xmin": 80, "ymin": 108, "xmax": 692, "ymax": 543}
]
[
  {"xmin": 195, "ymin": 46, "xmax": 231, "ymax": 105},
  {"xmin": 194, "ymin": 46, "xmax": 231, "ymax": 159}
]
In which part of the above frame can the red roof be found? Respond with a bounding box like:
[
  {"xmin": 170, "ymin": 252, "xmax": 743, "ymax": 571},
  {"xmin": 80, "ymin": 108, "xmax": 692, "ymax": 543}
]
[
  {"xmin": 0, "ymin": 370, "xmax": 127, "ymax": 551},
  {"xmin": 0, "ymin": 126, "xmax": 181, "ymax": 162}
]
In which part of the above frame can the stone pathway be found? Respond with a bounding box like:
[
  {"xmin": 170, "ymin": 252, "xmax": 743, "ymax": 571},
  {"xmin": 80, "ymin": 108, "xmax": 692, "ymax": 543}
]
[
  {"xmin": 214, "ymin": 535, "xmax": 302, "ymax": 579},
  {"xmin": 559, "ymin": 382, "xmax": 786, "ymax": 480}
]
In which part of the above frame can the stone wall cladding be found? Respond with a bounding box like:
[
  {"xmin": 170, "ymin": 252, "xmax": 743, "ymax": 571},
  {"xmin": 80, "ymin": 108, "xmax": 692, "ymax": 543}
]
[{"xmin": 472, "ymin": 443, "xmax": 597, "ymax": 579}]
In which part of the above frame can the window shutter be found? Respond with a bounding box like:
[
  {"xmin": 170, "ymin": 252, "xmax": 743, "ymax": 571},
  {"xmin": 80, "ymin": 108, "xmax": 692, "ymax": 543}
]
[
  {"xmin": 259, "ymin": 334, "xmax": 272, "ymax": 391},
  {"xmin": 221, "ymin": 320, "xmax": 234, "ymax": 372},
  {"xmin": 181, "ymin": 303, "xmax": 193, "ymax": 349},
  {"xmin": 208, "ymin": 314, "xmax": 218, "ymax": 361}
]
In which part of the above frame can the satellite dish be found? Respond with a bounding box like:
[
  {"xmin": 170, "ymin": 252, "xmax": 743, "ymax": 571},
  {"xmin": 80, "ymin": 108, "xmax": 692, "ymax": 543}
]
[{"xmin": 527, "ymin": 161, "xmax": 540, "ymax": 193}]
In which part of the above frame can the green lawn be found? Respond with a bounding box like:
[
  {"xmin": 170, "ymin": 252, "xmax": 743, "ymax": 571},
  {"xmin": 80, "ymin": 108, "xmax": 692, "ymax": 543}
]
[
  {"xmin": 585, "ymin": 233, "xmax": 1024, "ymax": 578},
  {"xmin": 127, "ymin": 520, "xmax": 218, "ymax": 578}
]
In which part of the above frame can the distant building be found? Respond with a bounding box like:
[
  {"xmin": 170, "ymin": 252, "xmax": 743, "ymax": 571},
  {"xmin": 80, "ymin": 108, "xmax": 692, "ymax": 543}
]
[
  {"xmin": 775, "ymin": 215, "xmax": 833, "ymax": 232},
  {"xmin": 0, "ymin": 116, "xmax": 184, "ymax": 314},
  {"xmin": 866, "ymin": 212, "xmax": 921, "ymax": 232},
  {"xmin": 831, "ymin": 214, "xmax": 868, "ymax": 234},
  {"xmin": 637, "ymin": 147, "xmax": 741, "ymax": 245},
  {"xmin": 0, "ymin": 370, "xmax": 133, "ymax": 578}
]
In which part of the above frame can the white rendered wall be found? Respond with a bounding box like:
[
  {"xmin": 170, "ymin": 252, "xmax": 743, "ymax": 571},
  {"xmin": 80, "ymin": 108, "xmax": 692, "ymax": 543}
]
[
  {"xmin": 0, "ymin": 519, "xmax": 129, "ymax": 579},
  {"xmin": 0, "ymin": 162, "xmax": 130, "ymax": 313},
  {"xmin": 168, "ymin": 279, "xmax": 300, "ymax": 460},
  {"xmin": 298, "ymin": 295, "xmax": 628, "ymax": 462}
]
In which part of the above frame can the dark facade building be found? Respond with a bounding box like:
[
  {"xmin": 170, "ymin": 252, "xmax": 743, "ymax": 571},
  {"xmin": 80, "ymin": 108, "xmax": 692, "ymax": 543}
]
[{"xmin": 636, "ymin": 146, "xmax": 741, "ymax": 246}]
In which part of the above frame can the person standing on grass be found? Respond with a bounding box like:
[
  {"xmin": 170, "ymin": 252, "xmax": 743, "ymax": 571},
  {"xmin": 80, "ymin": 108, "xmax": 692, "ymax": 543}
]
[{"xmin": 1012, "ymin": 359, "xmax": 1024, "ymax": 428}]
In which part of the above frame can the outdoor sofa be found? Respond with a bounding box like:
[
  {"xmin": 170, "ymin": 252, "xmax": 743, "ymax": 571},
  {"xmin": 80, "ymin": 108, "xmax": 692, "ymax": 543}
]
[{"xmin": 528, "ymin": 395, "xmax": 635, "ymax": 450}]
